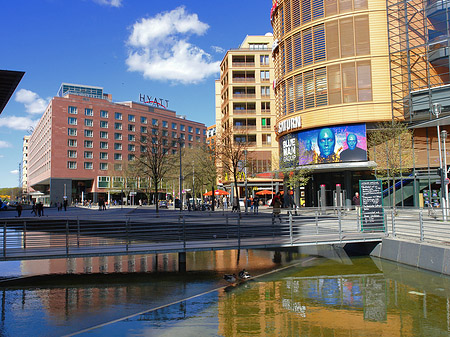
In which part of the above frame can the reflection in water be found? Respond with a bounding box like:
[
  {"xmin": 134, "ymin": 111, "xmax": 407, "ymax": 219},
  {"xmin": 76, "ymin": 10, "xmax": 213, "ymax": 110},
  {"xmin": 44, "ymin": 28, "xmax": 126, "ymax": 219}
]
[{"xmin": 0, "ymin": 252, "xmax": 449, "ymax": 336}]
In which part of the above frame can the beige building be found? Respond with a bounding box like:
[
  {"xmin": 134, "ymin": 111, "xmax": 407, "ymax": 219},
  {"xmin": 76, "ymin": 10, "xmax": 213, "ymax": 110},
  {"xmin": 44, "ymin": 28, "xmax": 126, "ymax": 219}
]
[
  {"xmin": 216, "ymin": 35, "xmax": 282, "ymax": 196},
  {"xmin": 22, "ymin": 135, "xmax": 30, "ymax": 194}
]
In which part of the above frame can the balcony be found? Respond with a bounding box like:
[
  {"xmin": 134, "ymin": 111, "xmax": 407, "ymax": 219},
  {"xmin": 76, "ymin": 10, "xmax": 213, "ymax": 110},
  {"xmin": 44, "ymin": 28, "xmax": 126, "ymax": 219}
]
[
  {"xmin": 232, "ymin": 62, "xmax": 255, "ymax": 67},
  {"xmin": 233, "ymin": 109, "xmax": 256, "ymax": 114},
  {"xmin": 232, "ymin": 77, "xmax": 256, "ymax": 83},
  {"xmin": 233, "ymin": 93, "xmax": 256, "ymax": 99}
]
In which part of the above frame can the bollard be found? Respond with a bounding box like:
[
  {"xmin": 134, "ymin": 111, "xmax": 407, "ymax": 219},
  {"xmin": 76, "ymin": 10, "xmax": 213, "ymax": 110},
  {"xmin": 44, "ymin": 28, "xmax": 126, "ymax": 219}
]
[
  {"xmin": 23, "ymin": 221, "xmax": 26, "ymax": 249},
  {"xmin": 420, "ymin": 210, "xmax": 424, "ymax": 241},
  {"xmin": 338, "ymin": 210, "xmax": 342, "ymax": 241},
  {"xmin": 315, "ymin": 211, "xmax": 319, "ymax": 235},
  {"xmin": 391, "ymin": 210, "xmax": 396, "ymax": 237}
]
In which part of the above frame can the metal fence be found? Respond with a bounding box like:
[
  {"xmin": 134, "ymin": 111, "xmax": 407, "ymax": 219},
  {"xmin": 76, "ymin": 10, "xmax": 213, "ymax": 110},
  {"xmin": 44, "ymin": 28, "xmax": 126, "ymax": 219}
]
[{"xmin": 0, "ymin": 207, "xmax": 448, "ymax": 260}]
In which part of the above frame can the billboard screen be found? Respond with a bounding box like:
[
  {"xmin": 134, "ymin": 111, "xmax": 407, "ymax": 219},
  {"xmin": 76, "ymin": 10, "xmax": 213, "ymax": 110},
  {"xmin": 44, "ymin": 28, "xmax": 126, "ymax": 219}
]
[{"xmin": 280, "ymin": 123, "xmax": 367, "ymax": 167}]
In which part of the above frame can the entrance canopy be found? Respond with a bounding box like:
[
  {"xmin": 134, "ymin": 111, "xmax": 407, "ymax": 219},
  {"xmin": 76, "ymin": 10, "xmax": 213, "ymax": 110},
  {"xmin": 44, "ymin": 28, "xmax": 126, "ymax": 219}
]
[{"xmin": 203, "ymin": 190, "xmax": 229, "ymax": 196}]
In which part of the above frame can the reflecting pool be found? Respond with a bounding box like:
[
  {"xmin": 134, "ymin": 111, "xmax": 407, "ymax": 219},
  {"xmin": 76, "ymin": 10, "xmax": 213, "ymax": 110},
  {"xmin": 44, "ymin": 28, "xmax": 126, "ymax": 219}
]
[{"xmin": 0, "ymin": 250, "xmax": 448, "ymax": 336}]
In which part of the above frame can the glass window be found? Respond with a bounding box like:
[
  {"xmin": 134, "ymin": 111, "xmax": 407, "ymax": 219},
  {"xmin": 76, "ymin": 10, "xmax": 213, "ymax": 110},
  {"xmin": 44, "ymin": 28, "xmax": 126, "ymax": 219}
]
[
  {"xmin": 261, "ymin": 86, "xmax": 270, "ymax": 96},
  {"xmin": 196, "ymin": 136, "xmax": 201, "ymax": 142},
  {"xmin": 68, "ymin": 106, "xmax": 77, "ymax": 114},
  {"xmin": 97, "ymin": 176, "xmax": 110, "ymax": 188},
  {"xmin": 340, "ymin": 18, "xmax": 354, "ymax": 58},
  {"xmin": 172, "ymin": 123, "xmax": 177, "ymax": 130},
  {"xmin": 84, "ymin": 140, "xmax": 93, "ymax": 148},
  {"xmin": 115, "ymin": 112, "xmax": 122, "ymax": 120},
  {"xmin": 180, "ymin": 124, "xmax": 185, "ymax": 131},
  {"xmin": 141, "ymin": 116, "xmax": 147, "ymax": 124},
  {"xmin": 128, "ymin": 154, "xmax": 135, "ymax": 161},
  {"xmin": 68, "ymin": 150, "xmax": 77, "ymax": 158},
  {"xmin": 84, "ymin": 162, "xmax": 93, "ymax": 170},
  {"xmin": 327, "ymin": 64, "xmax": 342, "ymax": 105},
  {"xmin": 180, "ymin": 133, "xmax": 185, "ymax": 140},
  {"xmin": 84, "ymin": 130, "xmax": 93, "ymax": 137},
  {"xmin": 85, "ymin": 119, "xmax": 93, "ymax": 127},
  {"xmin": 355, "ymin": 15, "xmax": 370, "ymax": 56},
  {"xmin": 196, "ymin": 128, "xmax": 200, "ymax": 134},
  {"xmin": 100, "ymin": 131, "xmax": 108, "ymax": 139},
  {"xmin": 68, "ymin": 139, "xmax": 77, "ymax": 147},
  {"xmin": 100, "ymin": 152, "xmax": 108, "ymax": 160},
  {"xmin": 152, "ymin": 118, "xmax": 158, "ymax": 126},
  {"xmin": 100, "ymin": 121, "xmax": 108, "ymax": 128},
  {"xmin": 172, "ymin": 131, "xmax": 177, "ymax": 138},
  {"xmin": 188, "ymin": 135, "xmax": 193, "ymax": 141},
  {"xmin": 114, "ymin": 122, "xmax": 122, "ymax": 130},
  {"xmin": 114, "ymin": 153, "xmax": 122, "ymax": 160},
  {"xmin": 188, "ymin": 126, "xmax": 193, "ymax": 133},
  {"xmin": 68, "ymin": 128, "xmax": 77, "ymax": 136},
  {"xmin": 67, "ymin": 161, "xmax": 77, "ymax": 169},
  {"xmin": 260, "ymin": 71, "xmax": 270, "ymax": 80},
  {"xmin": 152, "ymin": 128, "xmax": 158, "ymax": 135},
  {"xmin": 141, "ymin": 126, "xmax": 148, "ymax": 133},
  {"xmin": 162, "ymin": 129, "xmax": 168, "ymax": 137},
  {"xmin": 100, "ymin": 141, "xmax": 108, "ymax": 149},
  {"xmin": 128, "ymin": 124, "xmax": 135, "ymax": 132},
  {"xmin": 100, "ymin": 110, "xmax": 108, "ymax": 118},
  {"xmin": 260, "ymin": 55, "xmax": 269, "ymax": 65},
  {"xmin": 84, "ymin": 151, "xmax": 93, "ymax": 159},
  {"xmin": 128, "ymin": 144, "xmax": 135, "ymax": 152},
  {"xmin": 85, "ymin": 108, "xmax": 93, "ymax": 116},
  {"xmin": 68, "ymin": 117, "xmax": 77, "ymax": 125},
  {"xmin": 100, "ymin": 163, "xmax": 108, "ymax": 170},
  {"xmin": 114, "ymin": 163, "xmax": 122, "ymax": 171},
  {"xmin": 114, "ymin": 143, "xmax": 122, "ymax": 150},
  {"xmin": 357, "ymin": 60, "xmax": 372, "ymax": 101},
  {"xmin": 128, "ymin": 114, "xmax": 135, "ymax": 122},
  {"xmin": 114, "ymin": 133, "xmax": 122, "ymax": 140},
  {"xmin": 162, "ymin": 121, "xmax": 168, "ymax": 128},
  {"xmin": 342, "ymin": 62, "xmax": 357, "ymax": 103},
  {"xmin": 128, "ymin": 134, "xmax": 135, "ymax": 142}
]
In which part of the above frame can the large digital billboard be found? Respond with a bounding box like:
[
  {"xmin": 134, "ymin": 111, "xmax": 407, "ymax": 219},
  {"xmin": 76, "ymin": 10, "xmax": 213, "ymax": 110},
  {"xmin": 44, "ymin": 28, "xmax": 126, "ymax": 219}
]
[{"xmin": 280, "ymin": 123, "xmax": 367, "ymax": 167}]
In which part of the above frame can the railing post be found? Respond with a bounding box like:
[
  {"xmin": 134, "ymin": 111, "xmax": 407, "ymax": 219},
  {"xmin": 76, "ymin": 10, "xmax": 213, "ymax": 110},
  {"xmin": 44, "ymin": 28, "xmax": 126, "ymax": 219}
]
[
  {"xmin": 126, "ymin": 218, "xmax": 129, "ymax": 251},
  {"xmin": 226, "ymin": 214, "xmax": 229, "ymax": 239},
  {"xmin": 23, "ymin": 221, "xmax": 26, "ymax": 249},
  {"xmin": 65, "ymin": 220, "xmax": 69, "ymax": 254},
  {"xmin": 3, "ymin": 223, "xmax": 6, "ymax": 257},
  {"xmin": 338, "ymin": 210, "xmax": 342, "ymax": 241},
  {"xmin": 391, "ymin": 210, "xmax": 396, "ymax": 237},
  {"xmin": 77, "ymin": 217, "xmax": 80, "ymax": 248},
  {"xmin": 183, "ymin": 215, "xmax": 186, "ymax": 250},
  {"xmin": 289, "ymin": 211, "xmax": 293, "ymax": 245},
  {"xmin": 420, "ymin": 210, "xmax": 424, "ymax": 241},
  {"xmin": 315, "ymin": 211, "xmax": 319, "ymax": 235},
  {"xmin": 237, "ymin": 214, "xmax": 241, "ymax": 250}
]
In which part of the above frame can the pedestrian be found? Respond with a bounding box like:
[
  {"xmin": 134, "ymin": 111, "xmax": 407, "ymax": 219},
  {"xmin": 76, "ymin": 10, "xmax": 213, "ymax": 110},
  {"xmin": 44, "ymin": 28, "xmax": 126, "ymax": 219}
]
[
  {"xmin": 63, "ymin": 199, "xmax": 68, "ymax": 211},
  {"xmin": 16, "ymin": 203, "xmax": 22, "ymax": 217},
  {"xmin": 253, "ymin": 196, "xmax": 259, "ymax": 214},
  {"xmin": 223, "ymin": 196, "xmax": 228, "ymax": 209},
  {"xmin": 31, "ymin": 201, "xmax": 36, "ymax": 216},
  {"xmin": 232, "ymin": 197, "xmax": 238, "ymax": 212},
  {"xmin": 353, "ymin": 192, "xmax": 360, "ymax": 216},
  {"xmin": 272, "ymin": 192, "xmax": 282, "ymax": 222}
]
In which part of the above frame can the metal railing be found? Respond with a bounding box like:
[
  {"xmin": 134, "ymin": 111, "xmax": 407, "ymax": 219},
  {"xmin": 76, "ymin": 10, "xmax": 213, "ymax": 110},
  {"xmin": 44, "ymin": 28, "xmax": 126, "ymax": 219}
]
[{"xmin": 0, "ymin": 207, "xmax": 448, "ymax": 260}]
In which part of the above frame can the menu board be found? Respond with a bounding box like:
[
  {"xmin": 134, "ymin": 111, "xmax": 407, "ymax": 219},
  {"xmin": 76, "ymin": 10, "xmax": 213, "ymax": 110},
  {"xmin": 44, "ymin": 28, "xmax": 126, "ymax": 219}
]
[{"xmin": 359, "ymin": 180, "xmax": 385, "ymax": 231}]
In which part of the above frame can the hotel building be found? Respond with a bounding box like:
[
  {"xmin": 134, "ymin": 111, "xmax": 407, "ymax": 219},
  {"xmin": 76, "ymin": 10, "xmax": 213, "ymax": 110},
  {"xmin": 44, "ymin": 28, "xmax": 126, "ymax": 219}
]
[
  {"xmin": 271, "ymin": 0, "xmax": 450, "ymax": 208},
  {"xmin": 26, "ymin": 83, "xmax": 206, "ymax": 205},
  {"xmin": 216, "ymin": 35, "xmax": 281, "ymax": 196}
]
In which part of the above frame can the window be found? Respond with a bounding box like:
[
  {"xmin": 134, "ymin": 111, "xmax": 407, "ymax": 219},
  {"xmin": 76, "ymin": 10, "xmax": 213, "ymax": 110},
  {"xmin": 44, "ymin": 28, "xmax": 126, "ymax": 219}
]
[
  {"xmin": 172, "ymin": 131, "xmax": 177, "ymax": 138},
  {"xmin": 68, "ymin": 117, "xmax": 77, "ymax": 125},
  {"xmin": 249, "ymin": 43, "xmax": 268, "ymax": 49},
  {"xmin": 114, "ymin": 143, "xmax": 122, "ymax": 150},
  {"xmin": 262, "ymin": 134, "xmax": 272, "ymax": 145},
  {"xmin": 97, "ymin": 176, "xmax": 110, "ymax": 188},
  {"xmin": 261, "ymin": 86, "xmax": 270, "ymax": 97},
  {"xmin": 100, "ymin": 141, "xmax": 108, "ymax": 149},
  {"xmin": 260, "ymin": 71, "xmax": 270, "ymax": 80},
  {"xmin": 100, "ymin": 152, "xmax": 108, "ymax": 160},
  {"xmin": 162, "ymin": 138, "xmax": 168, "ymax": 146},
  {"xmin": 172, "ymin": 123, "xmax": 177, "ymax": 130},
  {"xmin": 100, "ymin": 163, "xmax": 108, "ymax": 170},
  {"xmin": 100, "ymin": 110, "xmax": 108, "ymax": 118},
  {"xmin": 152, "ymin": 128, "xmax": 158, "ymax": 135},
  {"xmin": 84, "ymin": 129, "xmax": 93, "ymax": 137},
  {"xmin": 114, "ymin": 163, "xmax": 122, "ymax": 171},
  {"xmin": 67, "ymin": 161, "xmax": 77, "ymax": 169},
  {"xmin": 128, "ymin": 154, "xmax": 135, "ymax": 161},
  {"xmin": 68, "ymin": 106, "xmax": 77, "ymax": 114},
  {"xmin": 128, "ymin": 134, "xmax": 135, "ymax": 142},
  {"xmin": 115, "ymin": 112, "xmax": 122, "ymax": 120},
  {"xmin": 128, "ymin": 124, "xmax": 135, "ymax": 132},
  {"xmin": 262, "ymin": 118, "xmax": 271, "ymax": 128},
  {"xmin": 68, "ymin": 150, "xmax": 77, "ymax": 158},
  {"xmin": 180, "ymin": 124, "xmax": 185, "ymax": 131},
  {"xmin": 68, "ymin": 139, "xmax": 77, "ymax": 147},
  {"xmin": 84, "ymin": 162, "xmax": 93, "ymax": 170},
  {"xmin": 180, "ymin": 133, "xmax": 185, "ymax": 140},
  {"xmin": 357, "ymin": 61, "xmax": 372, "ymax": 101},
  {"xmin": 188, "ymin": 135, "xmax": 193, "ymax": 141},
  {"xmin": 141, "ymin": 116, "xmax": 147, "ymax": 124},
  {"xmin": 128, "ymin": 144, "xmax": 135, "ymax": 152},
  {"xmin": 84, "ymin": 140, "xmax": 93, "ymax": 148},
  {"xmin": 152, "ymin": 118, "xmax": 158, "ymax": 126},
  {"xmin": 84, "ymin": 151, "xmax": 93, "ymax": 159},
  {"xmin": 260, "ymin": 55, "xmax": 269, "ymax": 65},
  {"xmin": 114, "ymin": 133, "xmax": 122, "ymax": 140},
  {"xmin": 188, "ymin": 126, "xmax": 193, "ymax": 133},
  {"xmin": 68, "ymin": 128, "xmax": 77, "ymax": 136},
  {"xmin": 261, "ymin": 101, "xmax": 270, "ymax": 112},
  {"xmin": 162, "ymin": 129, "xmax": 168, "ymax": 137},
  {"xmin": 162, "ymin": 121, "xmax": 168, "ymax": 128},
  {"xmin": 196, "ymin": 128, "xmax": 200, "ymax": 135},
  {"xmin": 85, "ymin": 119, "xmax": 93, "ymax": 127},
  {"xmin": 196, "ymin": 136, "xmax": 201, "ymax": 142},
  {"xmin": 114, "ymin": 153, "xmax": 122, "ymax": 160},
  {"xmin": 141, "ymin": 126, "xmax": 148, "ymax": 133},
  {"xmin": 100, "ymin": 121, "xmax": 108, "ymax": 128},
  {"xmin": 85, "ymin": 108, "xmax": 93, "ymax": 116},
  {"xmin": 114, "ymin": 122, "xmax": 122, "ymax": 130},
  {"xmin": 128, "ymin": 114, "xmax": 135, "ymax": 122},
  {"xmin": 100, "ymin": 131, "xmax": 108, "ymax": 139}
]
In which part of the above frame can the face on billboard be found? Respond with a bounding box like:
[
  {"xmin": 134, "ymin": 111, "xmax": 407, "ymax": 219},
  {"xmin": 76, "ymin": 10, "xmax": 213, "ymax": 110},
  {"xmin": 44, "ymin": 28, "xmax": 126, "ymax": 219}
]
[{"xmin": 280, "ymin": 124, "xmax": 367, "ymax": 167}]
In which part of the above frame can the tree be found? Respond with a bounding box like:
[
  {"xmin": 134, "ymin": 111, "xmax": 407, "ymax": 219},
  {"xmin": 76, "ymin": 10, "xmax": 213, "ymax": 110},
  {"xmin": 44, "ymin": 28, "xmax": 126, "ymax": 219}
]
[
  {"xmin": 368, "ymin": 120, "xmax": 413, "ymax": 207},
  {"xmin": 107, "ymin": 161, "xmax": 136, "ymax": 205},
  {"xmin": 135, "ymin": 128, "xmax": 175, "ymax": 212},
  {"xmin": 215, "ymin": 128, "xmax": 250, "ymax": 210}
]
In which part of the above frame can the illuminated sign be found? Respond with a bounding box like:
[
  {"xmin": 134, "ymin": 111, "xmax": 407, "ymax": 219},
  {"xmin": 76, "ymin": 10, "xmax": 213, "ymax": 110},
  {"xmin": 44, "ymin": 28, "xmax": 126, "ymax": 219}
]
[
  {"xmin": 276, "ymin": 116, "xmax": 302, "ymax": 134},
  {"xmin": 139, "ymin": 94, "xmax": 169, "ymax": 109}
]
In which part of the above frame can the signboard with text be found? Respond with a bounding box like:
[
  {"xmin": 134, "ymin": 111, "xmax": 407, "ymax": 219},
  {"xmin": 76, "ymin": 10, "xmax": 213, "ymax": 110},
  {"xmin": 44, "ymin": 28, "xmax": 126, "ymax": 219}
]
[{"xmin": 359, "ymin": 180, "xmax": 385, "ymax": 231}]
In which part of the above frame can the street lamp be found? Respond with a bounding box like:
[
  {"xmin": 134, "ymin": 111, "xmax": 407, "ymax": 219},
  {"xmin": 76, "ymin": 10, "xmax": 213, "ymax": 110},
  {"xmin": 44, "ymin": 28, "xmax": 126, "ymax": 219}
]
[
  {"xmin": 442, "ymin": 130, "xmax": 448, "ymax": 217},
  {"xmin": 192, "ymin": 160, "xmax": 195, "ymax": 210},
  {"xmin": 243, "ymin": 150, "xmax": 248, "ymax": 214},
  {"xmin": 432, "ymin": 103, "xmax": 446, "ymax": 220}
]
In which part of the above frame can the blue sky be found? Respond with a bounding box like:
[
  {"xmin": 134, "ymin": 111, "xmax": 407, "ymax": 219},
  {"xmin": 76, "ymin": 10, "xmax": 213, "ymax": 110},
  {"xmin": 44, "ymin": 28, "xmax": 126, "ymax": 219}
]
[{"xmin": 0, "ymin": 0, "xmax": 273, "ymax": 188}]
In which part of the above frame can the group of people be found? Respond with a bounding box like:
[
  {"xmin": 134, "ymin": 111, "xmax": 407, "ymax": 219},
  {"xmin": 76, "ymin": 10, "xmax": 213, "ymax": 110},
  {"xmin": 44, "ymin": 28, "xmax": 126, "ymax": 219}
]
[
  {"xmin": 230, "ymin": 196, "xmax": 260, "ymax": 213},
  {"xmin": 55, "ymin": 199, "xmax": 68, "ymax": 211},
  {"xmin": 31, "ymin": 201, "xmax": 45, "ymax": 217}
]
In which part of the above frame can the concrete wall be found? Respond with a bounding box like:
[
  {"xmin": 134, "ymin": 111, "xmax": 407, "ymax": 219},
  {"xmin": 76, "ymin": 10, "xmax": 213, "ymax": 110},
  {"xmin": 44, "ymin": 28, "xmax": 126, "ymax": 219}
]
[
  {"xmin": 50, "ymin": 178, "xmax": 72, "ymax": 206},
  {"xmin": 370, "ymin": 238, "xmax": 450, "ymax": 275}
]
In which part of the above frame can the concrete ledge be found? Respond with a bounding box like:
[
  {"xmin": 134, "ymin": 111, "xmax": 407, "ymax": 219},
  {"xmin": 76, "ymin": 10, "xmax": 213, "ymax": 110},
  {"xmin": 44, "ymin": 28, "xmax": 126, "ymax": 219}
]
[{"xmin": 372, "ymin": 238, "xmax": 450, "ymax": 275}]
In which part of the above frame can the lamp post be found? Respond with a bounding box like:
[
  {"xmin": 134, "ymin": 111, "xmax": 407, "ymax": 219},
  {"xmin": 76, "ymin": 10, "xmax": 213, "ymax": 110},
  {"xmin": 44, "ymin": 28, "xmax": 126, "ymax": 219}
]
[
  {"xmin": 243, "ymin": 150, "xmax": 248, "ymax": 214},
  {"xmin": 179, "ymin": 138, "xmax": 183, "ymax": 212},
  {"xmin": 432, "ymin": 103, "xmax": 445, "ymax": 220},
  {"xmin": 192, "ymin": 160, "xmax": 195, "ymax": 210},
  {"xmin": 442, "ymin": 130, "xmax": 448, "ymax": 217}
]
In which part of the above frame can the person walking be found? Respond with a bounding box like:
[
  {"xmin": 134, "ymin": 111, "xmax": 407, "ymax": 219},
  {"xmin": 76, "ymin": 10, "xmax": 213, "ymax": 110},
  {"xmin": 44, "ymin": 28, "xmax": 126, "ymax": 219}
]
[
  {"xmin": 253, "ymin": 196, "xmax": 259, "ymax": 214},
  {"xmin": 16, "ymin": 203, "xmax": 22, "ymax": 217},
  {"xmin": 353, "ymin": 192, "xmax": 360, "ymax": 216},
  {"xmin": 272, "ymin": 192, "xmax": 282, "ymax": 222},
  {"xmin": 31, "ymin": 201, "xmax": 36, "ymax": 216}
]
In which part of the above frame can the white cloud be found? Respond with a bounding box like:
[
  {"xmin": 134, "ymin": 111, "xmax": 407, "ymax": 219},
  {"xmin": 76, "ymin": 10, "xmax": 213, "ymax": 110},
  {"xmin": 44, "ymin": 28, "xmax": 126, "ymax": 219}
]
[
  {"xmin": 0, "ymin": 116, "xmax": 39, "ymax": 131},
  {"xmin": 0, "ymin": 141, "xmax": 12, "ymax": 148},
  {"xmin": 93, "ymin": 0, "xmax": 122, "ymax": 7},
  {"xmin": 15, "ymin": 89, "xmax": 49, "ymax": 114},
  {"xmin": 212, "ymin": 46, "xmax": 225, "ymax": 54},
  {"xmin": 126, "ymin": 6, "xmax": 220, "ymax": 84},
  {"xmin": 10, "ymin": 170, "xmax": 19, "ymax": 175}
]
